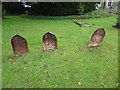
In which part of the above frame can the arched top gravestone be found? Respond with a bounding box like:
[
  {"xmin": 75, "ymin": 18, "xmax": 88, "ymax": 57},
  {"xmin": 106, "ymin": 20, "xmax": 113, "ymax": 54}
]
[
  {"xmin": 11, "ymin": 35, "xmax": 28, "ymax": 55},
  {"xmin": 42, "ymin": 32, "xmax": 57, "ymax": 51},
  {"xmin": 89, "ymin": 28, "xmax": 105, "ymax": 47}
]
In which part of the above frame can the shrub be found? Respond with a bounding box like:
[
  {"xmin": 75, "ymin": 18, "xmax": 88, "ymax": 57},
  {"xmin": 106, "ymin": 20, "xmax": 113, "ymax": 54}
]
[
  {"xmin": 115, "ymin": 15, "xmax": 120, "ymax": 28},
  {"xmin": 117, "ymin": 1, "xmax": 120, "ymax": 28},
  {"xmin": 20, "ymin": 12, "xmax": 111, "ymax": 20},
  {"xmin": 28, "ymin": 2, "xmax": 96, "ymax": 16},
  {"xmin": 2, "ymin": 2, "xmax": 25, "ymax": 15},
  {"xmin": 28, "ymin": 2, "xmax": 80, "ymax": 16},
  {"xmin": 118, "ymin": 16, "xmax": 120, "ymax": 28},
  {"xmin": 112, "ymin": 1, "xmax": 120, "ymax": 28},
  {"xmin": 87, "ymin": 10, "xmax": 112, "ymax": 18}
]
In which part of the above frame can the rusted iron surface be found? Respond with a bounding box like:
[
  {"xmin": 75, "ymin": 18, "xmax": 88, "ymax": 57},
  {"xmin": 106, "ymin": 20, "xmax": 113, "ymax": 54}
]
[
  {"xmin": 42, "ymin": 32, "xmax": 57, "ymax": 51},
  {"xmin": 11, "ymin": 35, "xmax": 28, "ymax": 55},
  {"xmin": 89, "ymin": 28, "xmax": 105, "ymax": 47}
]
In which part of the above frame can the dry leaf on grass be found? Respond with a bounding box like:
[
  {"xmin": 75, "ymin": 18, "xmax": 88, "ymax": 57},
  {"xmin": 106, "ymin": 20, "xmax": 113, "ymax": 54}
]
[{"xmin": 77, "ymin": 82, "xmax": 82, "ymax": 86}]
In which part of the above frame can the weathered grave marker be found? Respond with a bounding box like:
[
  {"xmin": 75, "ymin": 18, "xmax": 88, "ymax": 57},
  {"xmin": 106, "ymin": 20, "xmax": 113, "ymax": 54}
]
[
  {"xmin": 42, "ymin": 32, "xmax": 57, "ymax": 51},
  {"xmin": 73, "ymin": 21, "xmax": 95, "ymax": 27},
  {"xmin": 11, "ymin": 34, "xmax": 28, "ymax": 55},
  {"xmin": 89, "ymin": 28, "xmax": 105, "ymax": 47}
]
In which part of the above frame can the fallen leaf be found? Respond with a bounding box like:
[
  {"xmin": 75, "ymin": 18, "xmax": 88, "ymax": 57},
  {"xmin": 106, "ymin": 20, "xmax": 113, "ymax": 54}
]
[
  {"xmin": 24, "ymin": 62, "xmax": 28, "ymax": 64},
  {"xmin": 11, "ymin": 61, "xmax": 16, "ymax": 64},
  {"xmin": 23, "ymin": 67, "xmax": 26, "ymax": 69},
  {"xmin": 77, "ymin": 82, "xmax": 82, "ymax": 86},
  {"xmin": 47, "ymin": 76, "xmax": 52, "ymax": 79},
  {"xmin": 26, "ymin": 79, "xmax": 31, "ymax": 82},
  {"xmin": 43, "ymin": 80, "xmax": 46, "ymax": 82}
]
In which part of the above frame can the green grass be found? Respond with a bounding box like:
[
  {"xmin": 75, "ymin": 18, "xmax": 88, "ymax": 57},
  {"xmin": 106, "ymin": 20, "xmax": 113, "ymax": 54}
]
[
  {"xmin": 0, "ymin": 18, "xmax": 2, "ymax": 89},
  {"xmin": 2, "ymin": 15, "xmax": 118, "ymax": 88}
]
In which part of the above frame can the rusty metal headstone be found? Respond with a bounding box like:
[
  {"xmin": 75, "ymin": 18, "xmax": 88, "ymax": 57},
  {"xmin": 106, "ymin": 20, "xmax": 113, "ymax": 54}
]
[
  {"xmin": 89, "ymin": 28, "xmax": 105, "ymax": 47},
  {"xmin": 11, "ymin": 35, "xmax": 28, "ymax": 55},
  {"xmin": 42, "ymin": 32, "xmax": 57, "ymax": 51}
]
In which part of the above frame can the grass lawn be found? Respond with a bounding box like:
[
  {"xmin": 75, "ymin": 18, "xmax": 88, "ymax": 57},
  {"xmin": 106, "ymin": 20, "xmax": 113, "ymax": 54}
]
[
  {"xmin": 0, "ymin": 18, "xmax": 2, "ymax": 89},
  {"xmin": 2, "ymin": 15, "xmax": 118, "ymax": 88}
]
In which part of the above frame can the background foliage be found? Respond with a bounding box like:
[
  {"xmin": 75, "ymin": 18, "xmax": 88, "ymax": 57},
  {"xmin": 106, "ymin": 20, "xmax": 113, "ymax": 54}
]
[
  {"xmin": 20, "ymin": 9, "xmax": 112, "ymax": 20},
  {"xmin": 2, "ymin": 2, "xmax": 25, "ymax": 15},
  {"xmin": 2, "ymin": 2, "xmax": 97, "ymax": 16},
  {"xmin": 28, "ymin": 2, "xmax": 97, "ymax": 16}
]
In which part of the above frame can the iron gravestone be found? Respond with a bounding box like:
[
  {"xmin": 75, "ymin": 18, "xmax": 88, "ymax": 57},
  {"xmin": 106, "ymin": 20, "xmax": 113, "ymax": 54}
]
[
  {"xmin": 42, "ymin": 32, "xmax": 57, "ymax": 51},
  {"xmin": 89, "ymin": 28, "xmax": 105, "ymax": 47},
  {"xmin": 11, "ymin": 35, "xmax": 28, "ymax": 55}
]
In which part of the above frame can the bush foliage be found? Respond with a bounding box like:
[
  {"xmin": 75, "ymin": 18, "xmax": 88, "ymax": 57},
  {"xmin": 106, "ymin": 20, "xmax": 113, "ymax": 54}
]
[
  {"xmin": 117, "ymin": 1, "xmax": 120, "ymax": 28},
  {"xmin": 28, "ymin": 2, "xmax": 96, "ymax": 16},
  {"xmin": 87, "ymin": 10, "xmax": 112, "ymax": 18},
  {"xmin": 21, "ymin": 10, "xmax": 112, "ymax": 20},
  {"xmin": 2, "ymin": 2, "xmax": 25, "ymax": 14},
  {"xmin": 2, "ymin": 2, "xmax": 97, "ymax": 16},
  {"xmin": 118, "ymin": 16, "xmax": 120, "ymax": 28}
]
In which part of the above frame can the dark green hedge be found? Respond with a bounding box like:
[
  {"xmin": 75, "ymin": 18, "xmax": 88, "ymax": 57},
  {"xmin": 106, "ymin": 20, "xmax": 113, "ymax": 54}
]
[
  {"xmin": 2, "ymin": 2, "xmax": 25, "ymax": 14},
  {"xmin": 2, "ymin": 2, "xmax": 97, "ymax": 16},
  {"xmin": 27, "ymin": 2, "xmax": 97, "ymax": 16}
]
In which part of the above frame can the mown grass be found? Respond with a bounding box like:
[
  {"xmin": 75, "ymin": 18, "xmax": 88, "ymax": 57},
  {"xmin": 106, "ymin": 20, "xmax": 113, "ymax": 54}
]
[
  {"xmin": 0, "ymin": 18, "xmax": 2, "ymax": 89},
  {"xmin": 2, "ymin": 15, "xmax": 118, "ymax": 88}
]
